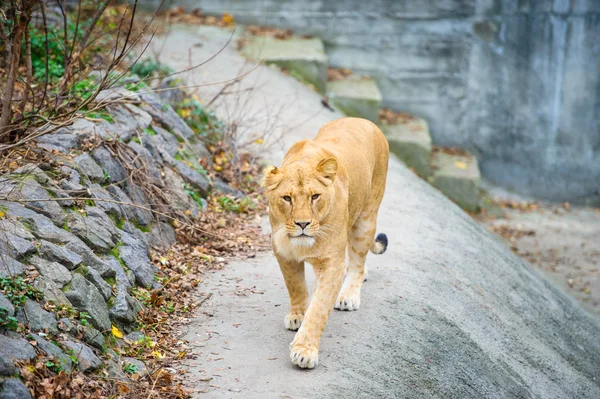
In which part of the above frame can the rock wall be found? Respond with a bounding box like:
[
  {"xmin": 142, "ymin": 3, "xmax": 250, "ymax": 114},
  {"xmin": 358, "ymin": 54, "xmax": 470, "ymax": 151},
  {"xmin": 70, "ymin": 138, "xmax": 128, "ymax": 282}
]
[
  {"xmin": 154, "ymin": 0, "xmax": 600, "ymax": 204},
  {"xmin": 0, "ymin": 80, "xmax": 226, "ymax": 393}
]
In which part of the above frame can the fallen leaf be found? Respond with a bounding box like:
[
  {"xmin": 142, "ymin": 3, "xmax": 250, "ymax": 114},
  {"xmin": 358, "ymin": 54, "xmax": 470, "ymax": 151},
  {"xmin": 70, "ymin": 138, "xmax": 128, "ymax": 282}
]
[
  {"xmin": 111, "ymin": 325, "xmax": 123, "ymax": 339},
  {"xmin": 454, "ymin": 161, "xmax": 468, "ymax": 169}
]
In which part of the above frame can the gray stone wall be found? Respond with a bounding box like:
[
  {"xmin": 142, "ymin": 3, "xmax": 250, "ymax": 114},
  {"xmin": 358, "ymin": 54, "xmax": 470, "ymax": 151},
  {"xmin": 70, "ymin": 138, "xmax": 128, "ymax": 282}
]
[{"xmin": 151, "ymin": 0, "xmax": 600, "ymax": 204}]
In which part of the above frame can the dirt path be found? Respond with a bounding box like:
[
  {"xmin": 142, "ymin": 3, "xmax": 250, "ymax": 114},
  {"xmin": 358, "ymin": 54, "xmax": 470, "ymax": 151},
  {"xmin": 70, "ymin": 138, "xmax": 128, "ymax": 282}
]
[{"xmin": 151, "ymin": 24, "xmax": 600, "ymax": 399}]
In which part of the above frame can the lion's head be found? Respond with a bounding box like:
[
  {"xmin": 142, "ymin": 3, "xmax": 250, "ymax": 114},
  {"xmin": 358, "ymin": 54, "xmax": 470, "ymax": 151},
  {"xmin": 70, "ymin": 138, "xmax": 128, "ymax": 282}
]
[{"xmin": 263, "ymin": 156, "xmax": 338, "ymax": 248}]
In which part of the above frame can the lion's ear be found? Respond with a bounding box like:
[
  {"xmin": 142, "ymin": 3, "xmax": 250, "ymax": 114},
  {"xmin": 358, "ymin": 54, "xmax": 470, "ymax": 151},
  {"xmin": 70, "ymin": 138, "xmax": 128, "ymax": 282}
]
[
  {"xmin": 316, "ymin": 157, "xmax": 338, "ymax": 184},
  {"xmin": 262, "ymin": 165, "xmax": 283, "ymax": 191}
]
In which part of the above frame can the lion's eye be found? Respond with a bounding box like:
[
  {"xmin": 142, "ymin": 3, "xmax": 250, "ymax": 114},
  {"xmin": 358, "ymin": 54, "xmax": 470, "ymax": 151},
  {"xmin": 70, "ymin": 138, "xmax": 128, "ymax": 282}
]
[
  {"xmin": 312, "ymin": 194, "xmax": 320, "ymax": 200},
  {"xmin": 283, "ymin": 195, "xmax": 292, "ymax": 202}
]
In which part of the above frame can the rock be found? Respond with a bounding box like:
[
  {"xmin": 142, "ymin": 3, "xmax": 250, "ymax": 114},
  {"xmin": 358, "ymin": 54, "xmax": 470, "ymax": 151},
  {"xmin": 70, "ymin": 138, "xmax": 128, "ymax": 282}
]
[
  {"xmin": 161, "ymin": 168, "xmax": 200, "ymax": 216},
  {"xmin": 174, "ymin": 161, "xmax": 211, "ymax": 196},
  {"xmin": 0, "ymin": 257, "xmax": 25, "ymax": 279},
  {"xmin": 155, "ymin": 77, "xmax": 187, "ymax": 105},
  {"xmin": 7, "ymin": 178, "xmax": 65, "ymax": 224},
  {"xmin": 429, "ymin": 150, "xmax": 481, "ymax": 212},
  {"xmin": 141, "ymin": 129, "xmax": 166, "ymax": 165},
  {"xmin": 0, "ymin": 219, "xmax": 35, "ymax": 258},
  {"xmin": 74, "ymin": 153, "xmax": 105, "ymax": 182},
  {"xmin": 20, "ymin": 212, "xmax": 73, "ymax": 243},
  {"xmin": 38, "ymin": 240, "xmax": 83, "ymax": 270},
  {"xmin": 35, "ymin": 127, "xmax": 79, "ymax": 153},
  {"xmin": 214, "ymin": 179, "xmax": 245, "ymax": 199},
  {"xmin": 106, "ymin": 360, "xmax": 130, "ymax": 383},
  {"xmin": 127, "ymin": 142, "xmax": 162, "ymax": 182},
  {"xmin": 241, "ymin": 36, "xmax": 328, "ymax": 93},
  {"xmin": 34, "ymin": 277, "xmax": 72, "ymax": 306},
  {"xmin": 327, "ymin": 75, "xmax": 382, "ymax": 122},
  {"xmin": 121, "ymin": 222, "xmax": 149, "ymax": 251},
  {"xmin": 139, "ymin": 91, "xmax": 195, "ymax": 140},
  {"xmin": 103, "ymin": 256, "xmax": 133, "ymax": 291},
  {"xmin": 12, "ymin": 165, "xmax": 74, "ymax": 207},
  {"xmin": 62, "ymin": 341, "xmax": 102, "ymax": 372},
  {"xmin": 66, "ymin": 207, "xmax": 117, "ymax": 253},
  {"xmin": 82, "ymin": 325, "xmax": 105, "ymax": 350},
  {"xmin": 87, "ymin": 183, "xmax": 124, "ymax": 218},
  {"xmin": 121, "ymin": 183, "xmax": 153, "ymax": 226},
  {"xmin": 91, "ymin": 145, "xmax": 127, "ymax": 184},
  {"xmin": 122, "ymin": 357, "xmax": 148, "ymax": 376},
  {"xmin": 123, "ymin": 103, "xmax": 153, "ymax": 130},
  {"xmin": 96, "ymin": 87, "xmax": 140, "ymax": 104},
  {"xmin": 0, "ymin": 378, "xmax": 33, "ymax": 399},
  {"xmin": 69, "ymin": 118, "xmax": 106, "ymax": 142},
  {"xmin": 16, "ymin": 299, "xmax": 58, "ymax": 334},
  {"xmin": 148, "ymin": 222, "xmax": 176, "ymax": 249},
  {"xmin": 118, "ymin": 235, "xmax": 160, "ymax": 288},
  {"xmin": 0, "ymin": 293, "xmax": 15, "ymax": 316},
  {"xmin": 64, "ymin": 238, "xmax": 114, "ymax": 278},
  {"xmin": 384, "ymin": 116, "xmax": 432, "ymax": 178},
  {"xmin": 109, "ymin": 288, "xmax": 133, "ymax": 325},
  {"xmin": 59, "ymin": 178, "xmax": 86, "ymax": 196},
  {"xmin": 29, "ymin": 334, "xmax": 73, "ymax": 372},
  {"xmin": 29, "ymin": 256, "xmax": 72, "ymax": 287},
  {"xmin": 0, "ymin": 335, "xmax": 36, "ymax": 363},
  {"xmin": 0, "ymin": 356, "xmax": 17, "ymax": 377},
  {"xmin": 63, "ymin": 274, "xmax": 111, "ymax": 332},
  {"xmin": 153, "ymin": 125, "xmax": 179, "ymax": 158},
  {"xmin": 78, "ymin": 266, "xmax": 112, "ymax": 301},
  {"xmin": 124, "ymin": 331, "xmax": 146, "ymax": 343}
]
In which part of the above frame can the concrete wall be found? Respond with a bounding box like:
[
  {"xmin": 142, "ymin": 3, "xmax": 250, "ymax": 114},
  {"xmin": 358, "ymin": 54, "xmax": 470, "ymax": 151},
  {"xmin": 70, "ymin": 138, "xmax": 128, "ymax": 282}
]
[{"xmin": 153, "ymin": 0, "xmax": 600, "ymax": 204}]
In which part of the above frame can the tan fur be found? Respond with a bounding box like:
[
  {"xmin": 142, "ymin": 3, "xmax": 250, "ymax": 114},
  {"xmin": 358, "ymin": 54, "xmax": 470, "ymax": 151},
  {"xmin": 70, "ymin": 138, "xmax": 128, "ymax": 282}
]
[{"xmin": 263, "ymin": 117, "xmax": 389, "ymax": 369}]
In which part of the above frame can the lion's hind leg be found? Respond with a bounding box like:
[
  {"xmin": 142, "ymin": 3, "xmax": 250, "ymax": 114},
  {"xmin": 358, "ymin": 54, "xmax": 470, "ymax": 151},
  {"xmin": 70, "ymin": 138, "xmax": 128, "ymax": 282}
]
[{"xmin": 334, "ymin": 212, "xmax": 377, "ymax": 311}]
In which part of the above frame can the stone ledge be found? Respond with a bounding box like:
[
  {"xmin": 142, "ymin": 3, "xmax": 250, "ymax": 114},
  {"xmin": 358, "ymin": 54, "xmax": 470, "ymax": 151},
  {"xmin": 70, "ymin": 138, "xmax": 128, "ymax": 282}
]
[
  {"xmin": 327, "ymin": 75, "xmax": 382, "ymax": 122},
  {"xmin": 240, "ymin": 36, "xmax": 328, "ymax": 93},
  {"xmin": 429, "ymin": 150, "xmax": 481, "ymax": 212},
  {"xmin": 383, "ymin": 116, "xmax": 432, "ymax": 178}
]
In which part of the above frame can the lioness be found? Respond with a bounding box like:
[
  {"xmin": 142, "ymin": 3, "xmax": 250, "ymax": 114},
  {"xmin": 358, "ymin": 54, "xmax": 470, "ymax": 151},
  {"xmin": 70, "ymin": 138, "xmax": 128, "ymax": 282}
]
[{"xmin": 263, "ymin": 117, "xmax": 389, "ymax": 369}]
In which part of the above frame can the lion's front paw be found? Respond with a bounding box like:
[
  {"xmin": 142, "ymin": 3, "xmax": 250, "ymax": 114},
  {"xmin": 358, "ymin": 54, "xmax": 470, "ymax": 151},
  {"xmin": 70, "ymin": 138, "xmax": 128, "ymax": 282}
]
[
  {"xmin": 290, "ymin": 343, "xmax": 319, "ymax": 369},
  {"xmin": 335, "ymin": 291, "xmax": 361, "ymax": 311},
  {"xmin": 284, "ymin": 313, "xmax": 304, "ymax": 331}
]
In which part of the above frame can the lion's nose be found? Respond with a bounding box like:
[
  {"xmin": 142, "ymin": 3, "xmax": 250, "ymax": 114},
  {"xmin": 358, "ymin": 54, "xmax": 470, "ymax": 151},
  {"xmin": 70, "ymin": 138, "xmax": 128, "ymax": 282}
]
[{"xmin": 295, "ymin": 221, "xmax": 311, "ymax": 230}]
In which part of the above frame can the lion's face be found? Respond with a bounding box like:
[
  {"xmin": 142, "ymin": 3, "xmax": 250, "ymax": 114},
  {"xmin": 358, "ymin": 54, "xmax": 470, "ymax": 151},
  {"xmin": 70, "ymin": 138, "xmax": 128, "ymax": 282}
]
[{"xmin": 263, "ymin": 157, "xmax": 338, "ymax": 247}]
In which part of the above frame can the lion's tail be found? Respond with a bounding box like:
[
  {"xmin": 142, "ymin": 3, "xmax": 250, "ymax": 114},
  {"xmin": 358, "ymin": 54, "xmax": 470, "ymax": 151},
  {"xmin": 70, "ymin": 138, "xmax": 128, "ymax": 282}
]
[{"xmin": 370, "ymin": 233, "xmax": 388, "ymax": 255}]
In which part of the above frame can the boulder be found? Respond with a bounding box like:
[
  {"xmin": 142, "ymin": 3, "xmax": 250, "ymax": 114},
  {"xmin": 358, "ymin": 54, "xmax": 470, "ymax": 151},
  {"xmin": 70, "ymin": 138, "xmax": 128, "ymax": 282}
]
[
  {"xmin": 38, "ymin": 240, "xmax": 83, "ymax": 270},
  {"xmin": 35, "ymin": 127, "xmax": 79, "ymax": 153},
  {"xmin": 16, "ymin": 299, "xmax": 58, "ymax": 334},
  {"xmin": 0, "ymin": 257, "xmax": 25, "ymax": 279},
  {"xmin": 87, "ymin": 183, "xmax": 124, "ymax": 218},
  {"xmin": 121, "ymin": 183, "xmax": 153, "ymax": 226},
  {"xmin": 0, "ymin": 356, "xmax": 17, "ymax": 377},
  {"xmin": 66, "ymin": 207, "xmax": 118, "ymax": 253},
  {"xmin": 29, "ymin": 256, "xmax": 72, "ymax": 287},
  {"xmin": 91, "ymin": 145, "xmax": 127, "ymax": 184},
  {"xmin": 0, "ymin": 293, "xmax": 14, "ymax": 316},
  {"xmin": 63, "ymin": 274, "xmax": 111, "ymax": 332},
  {"xmin": 174, "ymin": 161, "xmax": 211, "ymax": 197},
  {"xmin": 62, "ymin": 341, "xmax": 102, "ymax": 372},
  {"xmin": 7, "ymin": 178, "xmax": 65, "ymax": 224},
  {"xmin": 139, "ymin": 91, "xmax": 195, "ymax": 140},
  {"xmin": 148, "ymin": 222, "xmax": 177, "ymax": 250},
  {"xmin": 0, "ymin": 234, "xmax": 35, "ymax": 258},
  {"xmin": 0, "ymin": 378, "xmax": 33, "ymax": 399},
  {"xmin": 74, "ymin": 153, "xmax": 105, "ymax": 183},
  {"xmin": 34, "ymin": 277, "xmax": 72, "ymax": 306},
  {"xmin": 78, "ymin": 266, "xmax": 112, "ymax": 301},
  {"xmin": 29, "ymin": 334, "xmax": 72, "ymax": 372},
  {"xmin": 0, "ymin": 335, "xmax": 36, "ymax": 363}
]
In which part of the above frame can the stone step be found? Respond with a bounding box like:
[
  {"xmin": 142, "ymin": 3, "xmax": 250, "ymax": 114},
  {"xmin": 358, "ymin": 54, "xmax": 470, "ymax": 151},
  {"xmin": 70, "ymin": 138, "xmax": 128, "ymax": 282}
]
[
  {"xmin": 382, "ymin": 115, "xmax": 432, "ymax": 178},
  {"xmin": 327, "ymin": 75, "xmax": 382, "ymax": 122},
  {"xmin": 240, "ymin": 36, "xmax": 328, "ymax": 93},
  {"xmin": 428, "ymin": 149, "xmax": 482, "ymax": 212}
]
